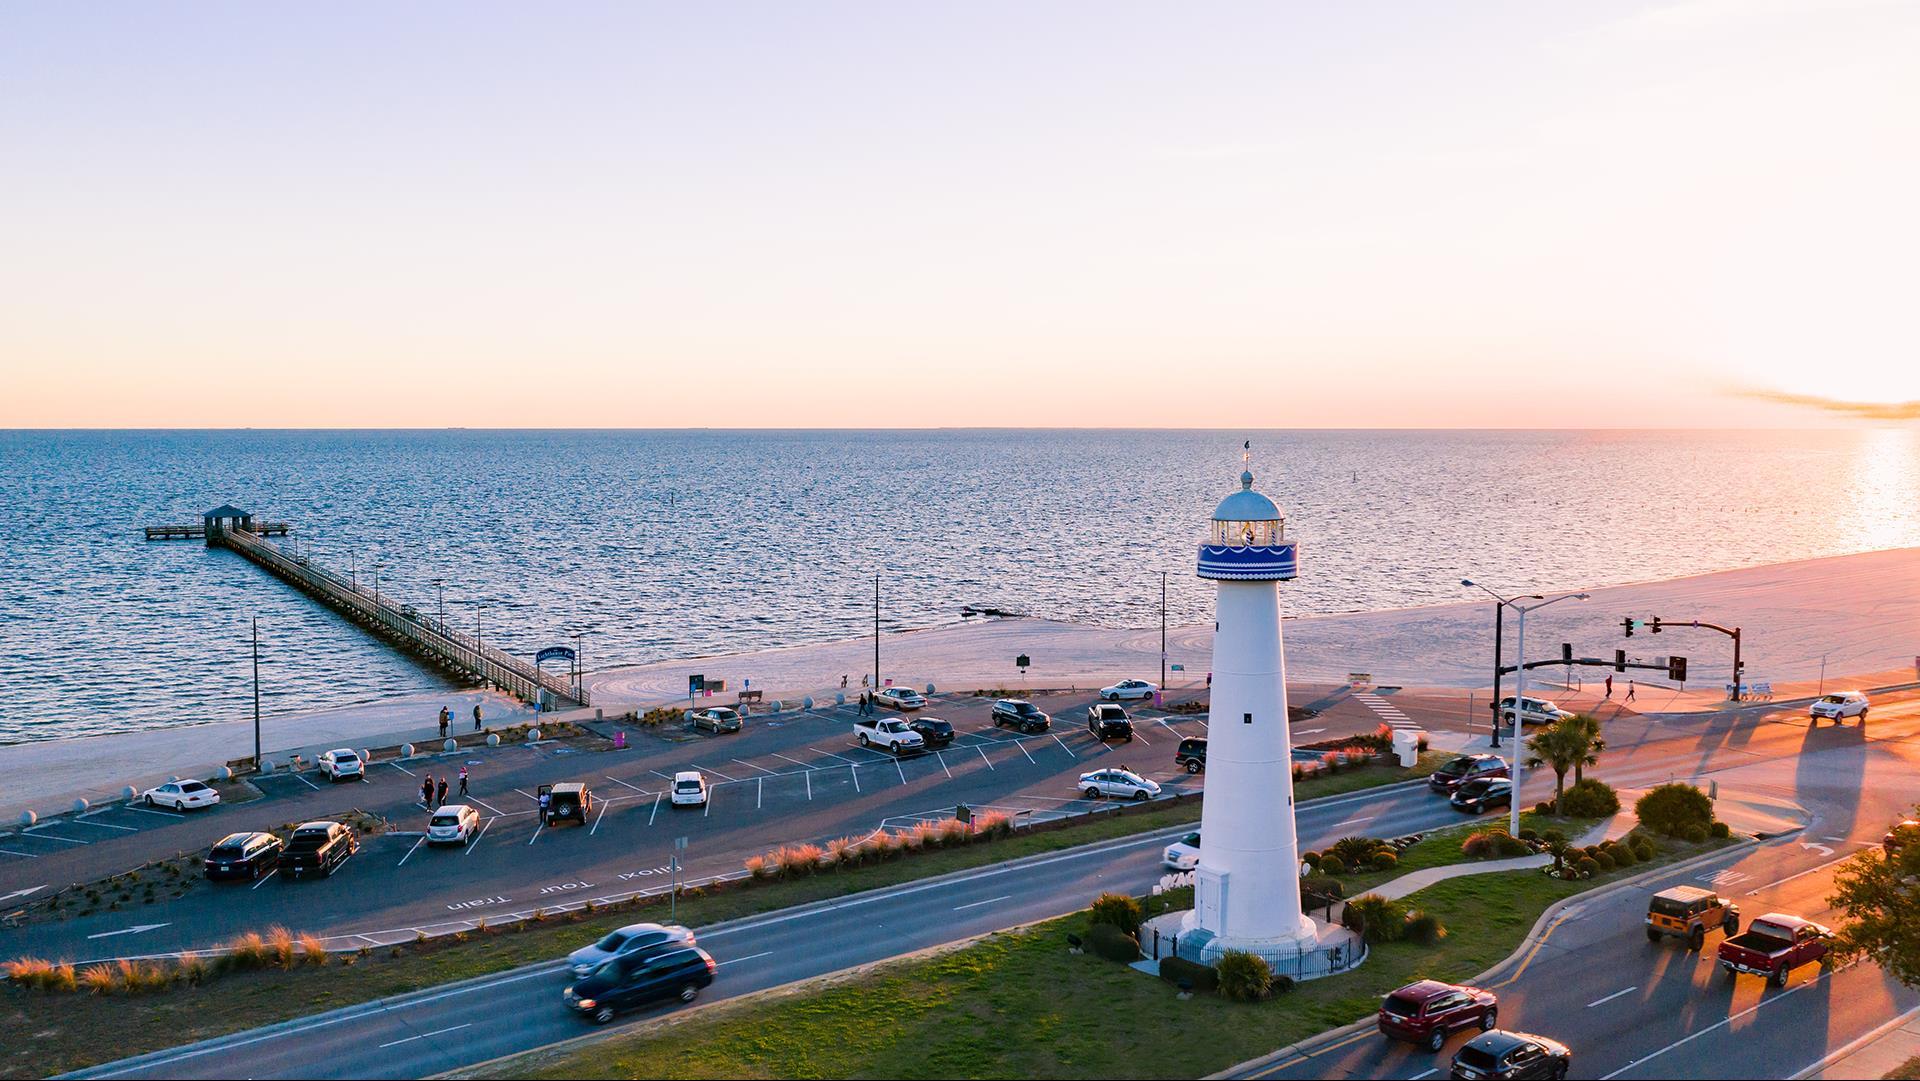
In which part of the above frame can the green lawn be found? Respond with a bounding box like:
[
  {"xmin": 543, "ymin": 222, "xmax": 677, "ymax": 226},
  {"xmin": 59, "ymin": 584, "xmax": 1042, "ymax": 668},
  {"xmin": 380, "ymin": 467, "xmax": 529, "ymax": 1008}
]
[
  {"xmin": 478, "ymin": 834, "xmax": 1731, "ymax": 1080},
  {"xmin": 4, "ymin": 758, "xmax": 1434, "ymax": 1076}
]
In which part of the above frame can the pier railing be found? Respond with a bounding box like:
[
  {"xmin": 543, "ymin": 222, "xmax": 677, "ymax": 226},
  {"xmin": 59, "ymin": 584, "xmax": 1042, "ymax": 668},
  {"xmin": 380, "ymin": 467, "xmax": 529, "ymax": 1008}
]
[{"xmin": 219, "ymin": 528, "xmax": 587, "ymax": 707}]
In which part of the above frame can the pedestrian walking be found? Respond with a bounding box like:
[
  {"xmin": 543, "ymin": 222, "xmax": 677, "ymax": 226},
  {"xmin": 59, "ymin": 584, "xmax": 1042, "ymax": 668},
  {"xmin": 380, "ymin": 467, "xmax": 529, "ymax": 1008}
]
[
  {"xmin": 1605, "ymin": 675, "xmax": 1613, "ymax": 699},
  {"xmin": 841, "ymin": 674, "xmax": 849, "ymax": 689},
  {"xmin": 436, "ymin": 778, "xmax": 449, "ymax": 807},
  {"xmin": 472, "ymin": 703, "xmax": 484, "ymax": 731},
  {"xmin": 861, "ymin": 674, "xmax": 870, "ymax": 690},
  {"xmin": 1626, "ymin": 680, "xmax": 1637, "ymax": 703},
  {"xmin": 458, "ymin": 766, "xmax": 469, "ymax": 797},
  {"xmin": 438, "ymin": 708, "xmax": 449, "ymax": 739},
  {"xmin": 421, "ymin": 775, "xmax": 434, "ymax": 807}
]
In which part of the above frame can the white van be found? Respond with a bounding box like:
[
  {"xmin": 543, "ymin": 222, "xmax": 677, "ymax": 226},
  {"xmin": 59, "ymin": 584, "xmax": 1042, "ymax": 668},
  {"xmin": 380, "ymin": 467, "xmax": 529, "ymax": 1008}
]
[{"xmin": 1495, "ymin": 696, "xmax": 1574, "ymax": 727}]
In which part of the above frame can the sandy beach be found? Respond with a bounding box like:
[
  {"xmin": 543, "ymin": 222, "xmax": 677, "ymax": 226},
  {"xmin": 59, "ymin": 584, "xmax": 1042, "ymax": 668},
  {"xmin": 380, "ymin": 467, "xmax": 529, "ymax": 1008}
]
[{"xmin": 5, "ymin": 546, "xmax": 1918, "ymax": 823}]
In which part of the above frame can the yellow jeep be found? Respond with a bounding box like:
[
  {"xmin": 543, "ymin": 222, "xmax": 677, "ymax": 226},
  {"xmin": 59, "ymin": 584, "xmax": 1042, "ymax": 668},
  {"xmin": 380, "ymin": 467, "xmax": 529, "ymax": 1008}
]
[{"xmin": 1647, "ymin": 885, "xmax": 1741, "ymax": 949}]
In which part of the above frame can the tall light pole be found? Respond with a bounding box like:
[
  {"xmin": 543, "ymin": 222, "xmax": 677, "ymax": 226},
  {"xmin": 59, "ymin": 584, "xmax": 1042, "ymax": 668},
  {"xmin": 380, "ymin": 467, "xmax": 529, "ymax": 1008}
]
[
  {"xmin": 252, "ymin": 616, "xmax": 262, "ymax": 770},
  {"xmin": 1160, "ymin": 570, "xmax": 1168, "ymax": 690},
  {"xmin": 432, "ymin": 578, "xmax": 445, "ymax": 628},
  {"xmin": 475, "ymin": 601, "xmax": 487, "ymax": 689},
  {"xmin": 1463, "ymin": 579, "xmax": 1590, "ymax": 836},
  {"xmin": 571, "ymin": 629, "xmax": 590, "ymax": 698},
  {"xmin": 873, "ymin": 574, "xmax": 881, "ymax": 691}
]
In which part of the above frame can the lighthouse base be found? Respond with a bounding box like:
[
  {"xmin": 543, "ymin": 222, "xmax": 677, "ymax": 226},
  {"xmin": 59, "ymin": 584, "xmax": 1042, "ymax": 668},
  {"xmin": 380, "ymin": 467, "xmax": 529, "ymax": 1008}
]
[{"xmin": 1149, "ymin": 910, "xmax": 1365, "ymax": 982}]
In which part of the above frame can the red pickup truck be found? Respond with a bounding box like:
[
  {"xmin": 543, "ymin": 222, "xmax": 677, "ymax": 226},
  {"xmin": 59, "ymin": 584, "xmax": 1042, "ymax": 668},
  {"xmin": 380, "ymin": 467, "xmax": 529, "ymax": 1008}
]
[{"xmin": 1716, "ymin": 913, "xmax": 1832, "ymax": 987}]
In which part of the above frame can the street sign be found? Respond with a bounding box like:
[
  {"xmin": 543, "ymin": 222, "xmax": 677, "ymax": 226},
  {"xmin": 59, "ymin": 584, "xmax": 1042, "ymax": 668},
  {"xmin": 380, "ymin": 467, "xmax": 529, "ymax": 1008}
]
[
  {"xmin": 1171, "ymin": 663, "xmax": 1185, "ymax": 672},
  {"xmin": 535, "ymin": 646, "xmax": 576, "ymax": 666},
  {"xmin": 673, "ymin": 835, "xmax": 689, "ymax": 851},
  {"xmin": 1348, "ymin": 673, "xmax": 1371, "ymax": 688},
  {"xmin": 954, "ymin": 804, "xmax": 972, "ymax": 825},
  {"xmin": 1016, "ymin": 654, "xmax": 1030, "ymax": 672},
  {"xmin": 688, "ymin": 674, "xmax": 705, "ymax": 693}
]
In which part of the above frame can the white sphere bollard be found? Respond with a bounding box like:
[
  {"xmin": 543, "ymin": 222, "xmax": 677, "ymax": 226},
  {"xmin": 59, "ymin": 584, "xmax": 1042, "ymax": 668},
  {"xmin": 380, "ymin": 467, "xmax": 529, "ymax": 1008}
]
[
  {"xmin": 443, "ymin": 738, "xmax": 458, "ymax": 753},
  {"xmin": 121, "ymin": 785, "xmax": 137, "ymax": 802},
  {"xmin": 217, "ymin": 766, "xmax": 234, "ymax": 781},
  {"xmin": 18, "ymin": 810, "xmax": 36, "ymax": 828},
  {"xmin": 802, "ymin": 696, "xmax": 815, "ymax": 711},
  {"xmin": 401, "ymin": 743, "xmax": 415, "ymax": 759},
  {"xmin": 770, "ymin": 699, "xmax": 784, "ymax": 713},
  {"xmin": 526, "ymin": 728, "xmax": 541, "ymax": 742},
  {"xmin": 925, "ymin": 683, "xmax": 936, "ymax": 695},
  {"xmin": 836, "ymin": 692, "xmax": 846, "ymax": 706},
  {"xmin": 261, "ymin": 756, "xmax": 280, "ymax": 773},
  {"xmin": 486, "ymin": 733, "xmax": 500, "ymax": 747},
  {"xmin": 72, "ymin": 798, "xmax": 90, "ymax": 815}
]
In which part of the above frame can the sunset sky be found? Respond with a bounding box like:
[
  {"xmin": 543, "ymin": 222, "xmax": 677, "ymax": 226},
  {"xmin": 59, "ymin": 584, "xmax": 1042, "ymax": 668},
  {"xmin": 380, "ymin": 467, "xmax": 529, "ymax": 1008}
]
[{"xmin": 3, "ymin": 2, "xmax": 1916, "ymax": 428}]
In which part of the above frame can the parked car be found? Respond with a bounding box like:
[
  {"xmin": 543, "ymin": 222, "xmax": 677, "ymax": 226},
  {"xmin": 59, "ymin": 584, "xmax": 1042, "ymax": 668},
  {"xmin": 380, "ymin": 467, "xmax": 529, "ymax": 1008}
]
[
  {"xmin": 317, "ymin": 748, "xmax": 364, "ymax": 782},
  {"xmin": 141, "ymin": 779, "xmax": 220, "ymax": 811},
  {"xmin": 1429, "ymin": 754, "xmax": 1509, "ymax": 794},
  {"xmin": 1087, "ymin": 703, "xmax": 1133, "ymax": 741},
  {"xmin": 1809, "ymin": 691, "xmax": 1868, "ymax": 724},
  {"xmin": 1079, "ymin": 767, "xmax": 1160, "ymax": 801},
  {"xmin": 908, "ymin": 717, "xmax": 954, "ymax": 747},
  {"xmin": 204, "ymin": 832, "xmax": 285, "ymax": 881},
  {"xmin": 1379, "ymin": 979, "xmax": 1499, "ymax": 1053},
  {"xmin": 564, "ymin": 945, "xmax": 716, "ymax": 1023},
  {"xmin": 567, "ymin": 922, "xmax": 697, "ymax": 979},
  {"xmin": 1492, "ymin": 696, "xmax": 1573, "ymax": 727},
  {"xmin": 1175, "ymin": 736, "xmax": 1207, "ymax": 774},
  {"xmin": 1163, "ymin": 831, "xmax": 1200, "ymax": 871},
  {"xmin": 1450, "ymin": 1030, "xmax": 1571, "ymax": 1080},
  {"xmin": 1718, "ymin": 913, "xmax": 1832, "ymax": 986},
  {"xmin": 541, "ymin": 782, "xmax": 594, "ymax": 827},
  {"xmin": 1885, "ymin": 819, "xmax": 1920, "ymax": 856},
  {"xmin": 1645, "ymin": 885, "xmax": 1740, "ymax": 948},
  {"xmin": 670, "ymin": 771, "xmax": 708, "ymax": 807},
  {"xmin": 690, "ymin": 707, "xmax": 742, "ymax": 734},
  {"xmin": 427, "ymin": 804, "xmax": 480, "ymax": 846},
  {"xmin": 280, "ymin": 820, "xmax": 358, "ymax": 879},
  {"xmin": 874, "ymin": 687, "xmax": 927, "ymax": 711},
  {"xmin": 1450, "ymin": 777, "xmax": 1513, "ymax": 815},
  {"xmin": 1099, "ymin": 679, "xmax": 1158, "ymax": 702},
  {"xmin": 992, "ymin": 699, "xmax": 1051, "ymax": 733},
  {"xmin": 854, "ymin": 716, "xmax": 926, "ymax": 754}
]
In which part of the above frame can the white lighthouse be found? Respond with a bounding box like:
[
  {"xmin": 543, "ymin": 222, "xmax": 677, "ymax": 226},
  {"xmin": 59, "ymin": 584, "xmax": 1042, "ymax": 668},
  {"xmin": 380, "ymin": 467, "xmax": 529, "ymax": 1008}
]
[{"xmin": 1180, "ymin": 463, "xmax": 1316, "ymax": 961}]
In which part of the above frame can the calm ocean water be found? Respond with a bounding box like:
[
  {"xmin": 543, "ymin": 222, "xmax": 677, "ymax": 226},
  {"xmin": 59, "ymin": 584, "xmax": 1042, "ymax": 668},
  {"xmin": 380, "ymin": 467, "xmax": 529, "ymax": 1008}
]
[{"xmin": 3, "ymin": 429, "xmax": 1917, "ymax": 744}]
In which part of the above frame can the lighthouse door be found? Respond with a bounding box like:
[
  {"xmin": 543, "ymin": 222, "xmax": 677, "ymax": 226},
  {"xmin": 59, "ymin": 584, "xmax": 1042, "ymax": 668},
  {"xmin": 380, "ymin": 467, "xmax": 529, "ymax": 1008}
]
[{"xmin": 1195, "ymin": 866, "xmax": 1228, "ymax": 929}]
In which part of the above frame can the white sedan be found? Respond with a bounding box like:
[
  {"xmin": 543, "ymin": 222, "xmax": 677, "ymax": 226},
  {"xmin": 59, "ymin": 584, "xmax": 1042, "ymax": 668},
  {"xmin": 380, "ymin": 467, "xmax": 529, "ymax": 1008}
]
[
  {"xmin": 1163, "ymin": 830, "xmax": 1200, "ymax": 870},
  {"xmin": 1079, "ymin": 768, "xmax": 1161, "ymax": 801},
  {"xmin": 141, "ymin": 779, "xmax": 221, "ymax": 811},
  {"xmin": 1099, "ymin": 679, "xmax": 1158, "ymax": 702},
  {"xmin": 875, "ymin": 687, "xmax": 927, "ymax": 711},
  {"xmin": 671, "ymin": 771, "xmax": 709, "ymax": 807},
  {"xmin": 317, "ymin": 748, "xmax": 365, "ymax": 781}
]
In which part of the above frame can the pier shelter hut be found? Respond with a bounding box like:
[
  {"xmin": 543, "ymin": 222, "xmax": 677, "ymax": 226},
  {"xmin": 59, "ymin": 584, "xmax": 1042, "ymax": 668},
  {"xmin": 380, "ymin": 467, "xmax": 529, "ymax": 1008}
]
[{"xmin": 203, "ymin": 504, "xmax": 255, "ymax": 546}]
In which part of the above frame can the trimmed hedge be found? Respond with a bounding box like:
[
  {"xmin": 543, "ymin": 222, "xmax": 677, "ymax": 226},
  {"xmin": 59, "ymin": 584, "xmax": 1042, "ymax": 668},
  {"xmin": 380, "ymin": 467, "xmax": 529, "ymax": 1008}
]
[
  {"xmin": 1089, "ymin": 892, "xmax": 1144, "ymax": 938},
  {"xmin": 1560, "ymin": 778, "xmax": 1621, "ymax": 818},
  {"xmin": 1343, "ymin": 893, "xmax": 1409, "ymax": 944},
  {"xmin": 1158, "ymin": 955, "xmax": 1218, "ymax": 993},
  {"xmin": 1086, "ymin": 921, "xmax": 1141, "ymax": 962},
  {"xmin": 1216, "ymin": 950, "xmax": 1274, "ymax": 1002},
  {"xmin": 1636, "ymin": 783, "xmax": 1714, "ymax": 838}
]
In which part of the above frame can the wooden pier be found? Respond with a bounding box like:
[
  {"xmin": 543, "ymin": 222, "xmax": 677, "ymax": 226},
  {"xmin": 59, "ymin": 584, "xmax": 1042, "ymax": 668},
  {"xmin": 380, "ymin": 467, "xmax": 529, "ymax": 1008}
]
[{"xmin": 144, "ymin": 506, "xmax": 587, "ymax": 708}]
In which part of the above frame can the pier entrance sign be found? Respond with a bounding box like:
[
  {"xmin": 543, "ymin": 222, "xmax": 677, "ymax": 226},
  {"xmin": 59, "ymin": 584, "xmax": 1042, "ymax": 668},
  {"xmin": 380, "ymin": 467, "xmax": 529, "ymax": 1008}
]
[{"xmin": 1016, "ymin": 654, "xmax": 1030, "ymax": 675}]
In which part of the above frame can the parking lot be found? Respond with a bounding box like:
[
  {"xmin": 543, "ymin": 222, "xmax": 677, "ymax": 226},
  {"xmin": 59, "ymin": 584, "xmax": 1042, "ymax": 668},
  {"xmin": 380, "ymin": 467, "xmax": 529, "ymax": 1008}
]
[{"xmin": 0, "ymin": 690, "xmax": 1240, "ymax": 959}]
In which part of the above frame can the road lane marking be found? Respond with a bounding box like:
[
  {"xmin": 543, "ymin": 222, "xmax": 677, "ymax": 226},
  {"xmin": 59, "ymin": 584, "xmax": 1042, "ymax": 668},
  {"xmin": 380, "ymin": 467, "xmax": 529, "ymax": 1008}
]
[
  {"xmin": 605, "ymin": 775, "xmax": 649, "ymax": 794},
  {"xmin": 936, "ymin": 751, "xmax": 953, "ymax": 778},
  {"xmin": 805, "ymin": 771, "xmax": 813, "ymax": 800},
  {"xmin": 812, "ymin": 747, "xmax": 859, "ymax": 765},
  {"xmin": 715, "ymin": 950, "xmax": 772, "ymax": 966},
  {"xmin": 649, "ymin": 793, "xmax": 662, "ymax": 825},
  {"xmin": 895, "ymin": 758, "xmax": 908, "ymax": 786},
  {"xmin": 397, "ymin": 836, "xmax": 427, "ymax": 867},
  {"xmin": 1587, "ymin": 986, "xmax": 1637, "ymax": 1007},
  {"xmin": 1053, "ymin": 734, "xmax": 1076, "ymax": 756},
  {"xmin": 1598, "ymin": 961, "xmax": 1856, "ymax": 1078},
  {"xmin": 696, "ymin": 764, "xmax": 739, "ymax": 782},
  {"xmin": 976, "ymin": 746, "xmax": 995, "ymax": 771},
  {"xmin": 732, "ymin": 758, "xmax": 779, "ymax": 776},
  {"xmin": 591, "ymin": 800, "xmax": 611, "ymax": 835},
  {"xmin": 377, "ymin": 1022, "xmax": 472, "ymax": 1049},
  {"xmin": 250, "ymin": 869, "xmax": 277, "ymax": 889},
  {"xmin": 527, "ymin": 823, "xmax": 544, "ymax": 846},
  {"xmin": 1743, "ymin": 852, "xmax": 1856, "ymax": 896},
  {"xmin": 464, "ymin": 817, "xmax": 496, "ymax": 855},
  {"xmin": 87, "ymin": 922, "xmax": 170, "ymax": 940},
  {"xmin": 69, "ymin": 817, "xmax": 139, "ymax": 831},
  {"xmin": 952, "ymin": 894, "xmax": 1012, "ymax": 911},
  {"xmin": 468, "ymin": 796, "xmax": 504, "ymax": 815},
  {"xmin": 771, "ymin": 751, "xmax": 813, "ymax": 769}
]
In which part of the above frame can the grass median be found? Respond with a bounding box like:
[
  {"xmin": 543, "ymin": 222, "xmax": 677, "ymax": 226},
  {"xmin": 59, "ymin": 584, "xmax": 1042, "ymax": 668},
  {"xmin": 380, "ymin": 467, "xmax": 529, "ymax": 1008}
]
[
  {"xmin": 1, "ymin": 756, "xmax": 1435, "ymax": 1076},
  {"xmin": 470, "ymin": 831, "xmax": 1731, "ymax": 1080}
]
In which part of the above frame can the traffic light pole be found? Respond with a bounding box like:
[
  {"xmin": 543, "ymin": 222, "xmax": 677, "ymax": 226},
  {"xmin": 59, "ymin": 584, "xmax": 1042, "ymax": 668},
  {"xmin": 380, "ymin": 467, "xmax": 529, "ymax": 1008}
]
[{"xmin": 1625, "ymin": 616, "xmax": 1742, "ymax": 698}]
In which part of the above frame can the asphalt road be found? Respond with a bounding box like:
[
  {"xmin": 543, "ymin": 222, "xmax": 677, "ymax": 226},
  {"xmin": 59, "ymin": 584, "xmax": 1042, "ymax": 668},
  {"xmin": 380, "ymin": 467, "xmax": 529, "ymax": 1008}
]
[
  {"xmin": 1231, "ymin": 690, "xmax": 1920, "ymax": 1080},
  {"xmin": 63, "ymin": 780, "xmax": 1459, "ymax": 1080}
]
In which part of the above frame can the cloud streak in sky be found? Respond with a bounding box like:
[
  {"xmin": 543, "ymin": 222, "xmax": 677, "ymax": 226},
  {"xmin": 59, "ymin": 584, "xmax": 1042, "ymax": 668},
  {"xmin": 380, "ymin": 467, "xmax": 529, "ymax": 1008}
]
[{"xmin": 1733, "ymin": 386, "xmax": 1920, "ymax": 421}]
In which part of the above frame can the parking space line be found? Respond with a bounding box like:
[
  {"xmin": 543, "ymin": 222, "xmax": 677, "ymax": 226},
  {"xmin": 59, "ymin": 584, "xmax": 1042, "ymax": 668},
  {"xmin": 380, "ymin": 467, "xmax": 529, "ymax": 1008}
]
[
  {"xmin": 604, "ymin": 775, "xmax": 649, "ymax": 794},
  {"xmin": 648, "ymin": 771, "xmax": 676, "ymax": 783},
  {"xmin": 1130, "ymin": 729, "xmax": 1152, "ymax": 746},
  {"xmin": 704, "ymin": 788, "xmax": 714, "ymax": 817},
  {"xmin": 251, "ymin": 868, "xmax": 277, "ymax": 888},
  {"xmin": 292, "ymin": 772, "xmax": 322, "ymax": 790},
  {"xmin": 757, "ymin": 777, "xmax": 764, "ymax": 810},
  {"xmin": 696, "ymin": 764, "xmax": 739, "ymax": 782},
  {"xmin": 770, "ymin": 751, "xmax": 812, "ymax": 770},
  {"xmin": 812, "ymin": 747, "xmax": 860, "ymax": 765},
  {"xmin": 468, "ymin": 796, "xmax": 504, "ymax": 815},
  {"xmin": 123, "ymin": 804, "xmax": 185, "ymax": 819},
  {"xmin": 935, "ymin": 751, "xmax": 953, "ymax": 778},
  {"xmin": 716, "ymin": 950, "xmax": 773, "ymax": 966},
  {"xmin": 69, "ymin": 818, "xmax": 139, "ymax": 832},
  {"xmin": 805, "ymin": 771, "xmax": 813, "ymax": 800},
  {"xmin": 527, "ymin": 823, "xmax": 544, "ymax": 846},
  {"xmin": 851, "ymin": 764, "xmax": 861, "ymax": 793},
  {"xmin": 648, "ymin": 793, "xmax": 662, "ymax": 825},
  {"xmin": 465, "ymin": 817, "xmax": 495, "ymax": 854},
  {"xmin": 0, "ymin": 848, "xmax": 38, "ymax": 858},
  {"xmin": 397, "ymin": 836, "xmax": 427, "ymax": 867},
  {"xmin": 22, "ymin": 830, "xmax": 88, "ymax": 845},
  {"xmin": 1052, "ymin": 734, "xmax": 1076, "ymax": 757},
  {"xmin": 732, "ymin": 758, "xmax": 779, "ymax": 776},
  {"xmin": 1013, "ymin": 739, "xmax": 1035, "ymax": 764},
  {"xmin": 389, "ymin": 761, "xmax": 416, "ymax": 777},
  {"xmin": 895, "ymin": 758, "xmax": 908, "ymax": 785},
  {"xmin": 976, "ymin": 746, "xmax": 995, "ymax": 771},
  {"xmin": 1157, "ymin": 719, "xmax": 1182, "ymax": 737},
  {"xmin": 514, "ymin": 788, "xmax": 538, "ymax": 800},
  {"xmin": 1587, "ymin": 986, "xmax": 1636, "ymax": 1008}
]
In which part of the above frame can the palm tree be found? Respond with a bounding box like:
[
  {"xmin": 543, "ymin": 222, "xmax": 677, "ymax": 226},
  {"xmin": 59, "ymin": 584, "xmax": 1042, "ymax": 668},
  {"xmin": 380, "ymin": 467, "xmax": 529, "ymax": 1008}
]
[
  {"xmin": 1567, "ymin": 713, "xmax": 1606, "ymax": 785},
  {"xmin": 1525, "ymin": 715, "xmax": 1606, "ymax": 814}
]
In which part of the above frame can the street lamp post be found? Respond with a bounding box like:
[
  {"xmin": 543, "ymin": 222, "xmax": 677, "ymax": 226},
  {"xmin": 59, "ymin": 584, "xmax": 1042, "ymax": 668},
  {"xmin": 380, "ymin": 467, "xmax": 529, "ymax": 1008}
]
[
  {"xmin": 570, "ymin": 630, "xmax": 589, "ymax": 698},
  {"xmin": 252, "ymin": 616, "xmax": 262, "ymax": 770},
  {"xmin": 1463, "ymin": 579, "xmax": 1590, "ymax": 836},
  {"xmin": 432, "ymin": 578, "xmax": 445, "ymax": 628},
  {"xmin": 873, "ymin": 574, "xmax": 882, "ymax": 692},
  {"xmin": 1160, "ymin": 570, "xmax": 1168, "ymax": 690}
]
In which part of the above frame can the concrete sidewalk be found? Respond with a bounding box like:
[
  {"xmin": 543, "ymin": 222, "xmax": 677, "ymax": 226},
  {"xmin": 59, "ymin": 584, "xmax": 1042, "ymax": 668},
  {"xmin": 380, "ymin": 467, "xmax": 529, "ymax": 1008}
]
[{"xmin": 1799, "ymin": 1005, "xmax": 1920, "ymax": 1080}]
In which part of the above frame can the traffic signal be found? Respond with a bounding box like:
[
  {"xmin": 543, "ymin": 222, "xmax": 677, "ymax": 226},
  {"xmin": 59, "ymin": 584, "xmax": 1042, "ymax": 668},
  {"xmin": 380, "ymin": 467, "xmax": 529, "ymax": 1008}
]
[
  {"xmin": 1650, "ymin": 618, "xmax": 1663, "ymax": 634},
  {"xmin": 1614, "ymin": 649, "xmax": 1626, "ymax": 672},
  {"xmin": 1622, "ymin": 617, "xmax": 1635, "ymax": 638},
  {"xmin": 1668, "ymin": 655, "xmax": 1687, "ymax": 682},
  {"xmin": 1562, "ymin": 642, "xmax": 1573, "ymax": 664}
]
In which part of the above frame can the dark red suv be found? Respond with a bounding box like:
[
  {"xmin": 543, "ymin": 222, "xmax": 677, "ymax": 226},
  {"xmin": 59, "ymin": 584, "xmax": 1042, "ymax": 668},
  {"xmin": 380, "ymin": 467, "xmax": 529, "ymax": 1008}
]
[
  {"xmin": 1379, "ymin": 979, "xmax": 1499, "ymax": 1052},
  {"xmin": 1428, "ymin": 754, "xmax": 1510, "ymax": 794}
]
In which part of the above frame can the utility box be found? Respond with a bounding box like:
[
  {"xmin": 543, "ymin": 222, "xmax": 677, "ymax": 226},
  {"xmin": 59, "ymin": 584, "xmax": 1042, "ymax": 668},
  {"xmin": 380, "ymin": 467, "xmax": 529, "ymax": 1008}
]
[{"xmin": 1392, "ymin": 728, "xmax": 1423, "ymax": 768}]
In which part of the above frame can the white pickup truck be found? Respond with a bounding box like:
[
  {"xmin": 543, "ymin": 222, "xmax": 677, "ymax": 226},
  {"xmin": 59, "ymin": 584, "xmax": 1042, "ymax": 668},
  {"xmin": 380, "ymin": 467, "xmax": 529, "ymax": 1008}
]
[{"xmin": 854, "ymin": 717, "xmax": 926, "ymax": 754}]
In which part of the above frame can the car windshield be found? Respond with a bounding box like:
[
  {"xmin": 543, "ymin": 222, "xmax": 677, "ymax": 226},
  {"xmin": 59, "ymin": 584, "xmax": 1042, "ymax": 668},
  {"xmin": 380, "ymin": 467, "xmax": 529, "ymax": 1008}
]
[
  {"xmin": 1382, "ymin": 992, "xmax": 1422, "ymax": 1018},
  {"xmin": 595, "ymin": 929, "xmax": 633, "ymax": 951},
  {"xmin": 1437, "ymin": 758, "xmax": 1472, "ymax": 776},
  {"xmin": 1821, "ymin": 695, "xmax": 1848, "ymax": 704},
  {"xmin": 1458, "ymin": 780, "xmax": 1489, "ymax": 796},
  {"xmin": 1181, "ymin": 832, "xmax": 1200, "ymax": 847},
  {"xmin": 1649, "ymin": 895, "xmax": 1695, "ymax": 917}
]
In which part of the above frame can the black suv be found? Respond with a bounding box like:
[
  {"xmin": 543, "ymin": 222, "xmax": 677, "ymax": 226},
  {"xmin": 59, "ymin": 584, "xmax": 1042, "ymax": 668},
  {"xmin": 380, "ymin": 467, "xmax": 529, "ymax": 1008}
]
[
  {"xmin": 1087, "ymin": 703, "xmax": 1133, "ymax": 742},
  {"xmin": 565, "ymin": 946, "xmax": 717, "ymax": 1023},
  {"xmin": 280, "ymin": 821, "xmax": 358, "ymax": 879},
  {"xmin": 991, "ymin": 699, "xmax": 1050, "ymax": 733},
  {"xmin": 205, "ymin": 832, "xmax": 285, "ymax": 881},
  {"xmin": 908, "ymin": 717, "xmax": 955, "ymax": 747},
  {"xmin": 1175, "ymin": 737, "xmax": 1207, "ymax": 774},
  {"xmin": 1450, "ymin": 1030, "xmax": 1571, "ymax": 1080}
]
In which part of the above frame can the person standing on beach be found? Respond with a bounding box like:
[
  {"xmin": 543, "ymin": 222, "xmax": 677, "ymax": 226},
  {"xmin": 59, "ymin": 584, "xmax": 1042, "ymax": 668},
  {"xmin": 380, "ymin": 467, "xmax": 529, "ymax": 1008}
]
[
  {"xmin": 458, "ymin": 766, "xmax": 469, "ymax": 797},
  {"xmin": 1626, "ymin": 680, "xmax": 1637, "ymax": 703},
  {"xmin": 472, "ymin": 703, "xmax": 483, "ymax": 731},
  {"xmin": 1605, "ymin": 675, "xmax": 1613, "ymax": 699},
  {"xmin": 421, "ymin": 775, "xmax": 434, "ymax": 808},
  {"xmin": 436, "ymin": 777, "xmax": 448, "ymax": 808},
  {"xmin": 841, "ymin": 674, "xmax": 848, "ymax": 689}
]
